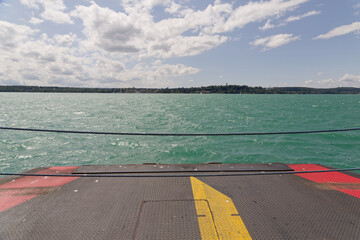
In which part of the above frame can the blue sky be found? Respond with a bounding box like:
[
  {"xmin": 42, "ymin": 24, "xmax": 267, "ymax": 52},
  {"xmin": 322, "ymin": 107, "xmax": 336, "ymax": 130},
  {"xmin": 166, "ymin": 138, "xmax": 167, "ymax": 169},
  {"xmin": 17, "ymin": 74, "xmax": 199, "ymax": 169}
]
[{"xmin": 0, "ymin": 0, "xmax": 359, "ymax": 88}]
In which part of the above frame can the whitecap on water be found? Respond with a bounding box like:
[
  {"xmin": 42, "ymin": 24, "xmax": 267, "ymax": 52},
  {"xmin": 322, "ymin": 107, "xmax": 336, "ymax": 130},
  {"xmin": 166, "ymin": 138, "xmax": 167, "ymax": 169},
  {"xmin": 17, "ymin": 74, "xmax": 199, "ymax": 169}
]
[
  {"xmin": 17, "ymin": 155, "xmax": 32, "ymax": 159},
  {"xmin": 112, "ymin": 141, "xmax": 139, "ymax": 148},
  {"xmin": 21, "ymin": 144, "xmax": 34, "ymax": 150}
]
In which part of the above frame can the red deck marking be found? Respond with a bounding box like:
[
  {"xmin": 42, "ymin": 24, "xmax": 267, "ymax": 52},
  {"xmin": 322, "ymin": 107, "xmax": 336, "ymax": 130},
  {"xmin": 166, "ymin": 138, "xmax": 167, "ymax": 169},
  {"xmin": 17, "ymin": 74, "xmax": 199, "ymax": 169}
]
[
  {"xmin": 0, "ymin": 166, "xmax": 78, "ymax": 189},
  {"xmin": 0, "ymin": 195, "xmax": 36, "ymax": 212},
  {"xmin": 289, "ymin": 164, "xmax": 360, "ymax": 199},
  {"xmin": 0, "ymin": 166, "xmax": 79, "ymax": 212}
]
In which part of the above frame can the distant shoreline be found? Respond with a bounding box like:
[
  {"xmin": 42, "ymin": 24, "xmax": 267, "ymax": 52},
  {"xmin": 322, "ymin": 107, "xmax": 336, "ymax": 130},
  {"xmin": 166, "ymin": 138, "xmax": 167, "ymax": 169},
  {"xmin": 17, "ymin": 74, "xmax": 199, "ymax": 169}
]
[{"xmin": 0, "ymin": 85, "xmax": 359, "ymax": 94}]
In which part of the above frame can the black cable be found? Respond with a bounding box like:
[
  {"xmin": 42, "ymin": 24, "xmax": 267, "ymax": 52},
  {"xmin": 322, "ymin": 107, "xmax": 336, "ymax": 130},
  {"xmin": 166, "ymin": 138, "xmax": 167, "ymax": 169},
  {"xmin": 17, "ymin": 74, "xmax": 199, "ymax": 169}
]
[
  {"xmin": 0, "ymin": 126, "xmax": 359, "ymax": 136},
  {"xmin": 0, "ymin": 167, "xmax": 359, "ymax": 178}
]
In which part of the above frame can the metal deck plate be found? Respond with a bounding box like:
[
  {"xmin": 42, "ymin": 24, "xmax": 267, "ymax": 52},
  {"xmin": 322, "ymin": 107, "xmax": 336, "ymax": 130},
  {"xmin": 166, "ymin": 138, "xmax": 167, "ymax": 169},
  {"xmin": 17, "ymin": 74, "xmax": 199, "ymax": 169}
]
[
  {"xmin": 134, "ymin": 200, "xmax": 201, "ymax": 240},
  {"xmin": 0, "ymin": 164, "xmax": 359, "ymax": 240}
]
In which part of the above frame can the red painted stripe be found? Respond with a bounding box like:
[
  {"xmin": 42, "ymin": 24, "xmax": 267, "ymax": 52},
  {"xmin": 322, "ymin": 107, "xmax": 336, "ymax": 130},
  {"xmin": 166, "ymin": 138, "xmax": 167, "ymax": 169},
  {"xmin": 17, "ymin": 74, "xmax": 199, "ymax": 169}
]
[
  {"xmin": 288, "ymin": 164, "xmax": 360, "ymax": 199},
  {"xmin": 336, "ymin": 189, "xmax": 360, "ymax": 199},
  {"xmin": 0, "ymin": 195, "xmax": 36, "ymax": 212},
  {"xmin": 0, "ymin": 166, "xmax": 79, "ymax": 212},
  {"xmin": 0, "ymin": 166, "xmax": 78, "ymax": 189}
]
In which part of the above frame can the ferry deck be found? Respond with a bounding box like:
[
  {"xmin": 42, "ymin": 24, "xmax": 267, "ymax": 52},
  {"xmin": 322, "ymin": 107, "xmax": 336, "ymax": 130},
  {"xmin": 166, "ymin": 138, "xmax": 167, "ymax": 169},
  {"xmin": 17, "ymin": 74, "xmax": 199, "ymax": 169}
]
[{"xmin": 0, "ymin": 163, "xmax": 359, "ymax": 239}]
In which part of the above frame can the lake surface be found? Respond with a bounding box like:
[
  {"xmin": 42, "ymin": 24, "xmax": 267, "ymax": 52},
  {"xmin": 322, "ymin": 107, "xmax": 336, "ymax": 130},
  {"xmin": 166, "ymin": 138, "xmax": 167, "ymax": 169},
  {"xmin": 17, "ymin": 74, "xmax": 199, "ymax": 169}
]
[{"xmin": 0, "ymin": 93, "xmax": 359, "ymax": 173}]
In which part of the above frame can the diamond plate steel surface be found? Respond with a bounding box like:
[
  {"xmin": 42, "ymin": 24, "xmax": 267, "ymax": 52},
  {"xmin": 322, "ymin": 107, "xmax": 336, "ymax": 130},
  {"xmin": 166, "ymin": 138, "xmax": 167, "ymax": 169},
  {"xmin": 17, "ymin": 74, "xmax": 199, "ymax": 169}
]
[
  {"xmin": 0, "ymin": 177, "xmax": 194, "ymax": 240},
  {"xmin": 134, "ymin": 200, "xmax": 201, "ymax": 240},
  {"xmin": 0, "ymin": 164, "xmax": 359, "ymax": 240},
  {"xmin": 196, "ymin": 174, "xmax": 360, "ymax": 239}
]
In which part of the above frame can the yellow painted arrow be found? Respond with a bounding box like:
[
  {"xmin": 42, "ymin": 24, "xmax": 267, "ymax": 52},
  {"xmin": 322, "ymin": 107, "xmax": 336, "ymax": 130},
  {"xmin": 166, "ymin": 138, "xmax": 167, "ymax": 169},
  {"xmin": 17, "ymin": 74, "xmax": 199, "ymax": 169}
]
[{"xmin": 190, "ymin": 177, "xmax": 252, "ymax": 240}]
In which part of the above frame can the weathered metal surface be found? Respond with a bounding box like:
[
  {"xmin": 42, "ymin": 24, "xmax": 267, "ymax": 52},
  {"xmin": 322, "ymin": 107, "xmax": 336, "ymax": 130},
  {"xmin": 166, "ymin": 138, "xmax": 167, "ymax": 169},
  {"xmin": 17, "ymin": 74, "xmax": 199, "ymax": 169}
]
[{"xmin": 0, "ymin": 164, "xmax": 359, "ymax": 240}]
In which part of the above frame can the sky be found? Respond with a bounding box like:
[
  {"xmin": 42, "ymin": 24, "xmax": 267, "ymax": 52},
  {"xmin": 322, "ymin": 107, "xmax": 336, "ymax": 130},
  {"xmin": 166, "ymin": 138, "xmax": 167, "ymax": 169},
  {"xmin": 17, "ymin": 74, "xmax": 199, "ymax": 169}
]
[{"xmin": 0, "ymin": 0, "xmax": 359, "ymax": 88}]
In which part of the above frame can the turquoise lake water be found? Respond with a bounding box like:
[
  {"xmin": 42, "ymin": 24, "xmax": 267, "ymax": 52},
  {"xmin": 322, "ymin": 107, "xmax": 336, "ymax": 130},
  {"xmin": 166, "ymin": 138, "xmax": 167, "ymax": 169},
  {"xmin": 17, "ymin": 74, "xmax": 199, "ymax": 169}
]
[{"xmin": 0, "ymin": 93, "xmax": 359, "ymax": 173}]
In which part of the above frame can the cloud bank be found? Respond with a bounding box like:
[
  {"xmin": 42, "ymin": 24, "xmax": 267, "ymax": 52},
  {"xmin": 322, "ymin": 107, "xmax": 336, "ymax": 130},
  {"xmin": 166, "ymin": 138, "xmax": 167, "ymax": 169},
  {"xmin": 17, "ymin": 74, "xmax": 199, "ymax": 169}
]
[
  {"xmin": 0, "ymin": 0, "xmax": 314, "ymax": 87},
  {"xmin": 3, "ymin": 0, "xmax": 356, "ymax": 88},
  {"xmin": 305, "ymin": 74, "xmax": 360, "ymax": 88}
]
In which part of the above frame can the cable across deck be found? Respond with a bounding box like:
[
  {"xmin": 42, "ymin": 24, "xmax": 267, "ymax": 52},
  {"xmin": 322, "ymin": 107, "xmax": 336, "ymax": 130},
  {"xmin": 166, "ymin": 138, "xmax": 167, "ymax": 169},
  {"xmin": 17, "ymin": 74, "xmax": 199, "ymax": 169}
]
[{"xmin": 0, "ymin": 167, "xmax": 359, "ymax": 178}]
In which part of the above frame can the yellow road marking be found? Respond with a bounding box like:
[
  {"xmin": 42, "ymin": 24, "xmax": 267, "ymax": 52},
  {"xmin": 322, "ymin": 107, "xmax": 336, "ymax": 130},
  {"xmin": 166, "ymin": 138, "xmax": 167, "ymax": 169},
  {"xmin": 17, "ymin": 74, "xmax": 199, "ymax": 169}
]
[{"xmin": 190, "ymin": 177, "xmax": 252, "ymax": 240}]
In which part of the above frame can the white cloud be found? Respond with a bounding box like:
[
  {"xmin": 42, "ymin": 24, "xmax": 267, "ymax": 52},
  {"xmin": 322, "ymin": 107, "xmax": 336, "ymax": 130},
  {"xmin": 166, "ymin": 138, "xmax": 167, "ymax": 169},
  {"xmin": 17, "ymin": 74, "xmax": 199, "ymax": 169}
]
[
  {"xmin": 41, "ymin": 8, "xmax": 73, "ymax": 24},
  {"xmin": 19, "ymin": 0, "xmax": 39, "ymax": 9},
  {"xmin": 147, "ymin": 63, "xmax": 200, "ymax": 80},
  {"xmin": 72, "ymin": 0, "xmax": 308, "ymax": 57},
  {"xmin": 165, "ymin": 2, "xmax": 181, "ymax": 14},
  {"xmin": 72, "ymin": 1, "xmax": 230, "ymax": 58},
  {"xmin": 314, "ymin": 22, "xmax": 360, "ymax": 39},
  {"xmin": 250, "ymin": 33, "xmax": 301, "ymax": 50},
  {"xmin": 0, "ymin": 21, "xmax": 35, "ymax": 50},
  {"xmin": 29, "ymin": 17, "xmax": 44, "ymax": 24},
  {"xmin": 153, "ymin": 2, "xmax": 232, "ymax": 38},
  {"xmin": 85, "ymin": 62, "xmax": 200, "ymax": 87},
  {"xmin": 20, "ymin": 0, "xmax": 73, "ymax": 24},
  {"xmin": 147, "ymin": 35, "xmax": 227, "ymax": 58},
  {"xmin": 259, "ymin": 20, "xmax": 275, "ymax": 30},
  {"xmin": 317, "ymin": 72, "xmax": 323, "ymax": 76},
  {"xmin": 339, "ymin": 74, "xmax": 360, "ymax": 84},
  {"xmin": 72, "ymin": 3, "xmax": 143, "ymax": 53},
  {"xmin": 210, "ymin": 0, "xmax": 309, "ymax": 34},
  {"xmin": 260, "ymin": 9, "xmax": 320, "ymax": 31},
  {"xmin": 305, "ymin": 74, "xmax": 360, "ymax": 87},
  {"xmin": 0, "ymin": 0, "xmax": 318, "ymax": 87},
  {"xmin": 53, "ymin": 33, "xmax": 77, "ymax": 46},
  {"xmin": 285, "ymin": 10, "xmax": 320, "ymax": 22},
  {"xmin": 317, "ymin": 78, "xmax": 334, "ymax": 85},
  {"xmin": 0, "ymin": 20, "xmax": 198, "ymax": 88}
]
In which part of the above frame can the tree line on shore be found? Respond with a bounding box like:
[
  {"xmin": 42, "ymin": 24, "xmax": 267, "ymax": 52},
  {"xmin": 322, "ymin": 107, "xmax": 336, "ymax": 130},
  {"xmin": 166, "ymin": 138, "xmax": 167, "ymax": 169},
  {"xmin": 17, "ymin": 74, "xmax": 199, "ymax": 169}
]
[{"xmin": 0, "ymin": 85, "xmax": 359, "ymax": 94}]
